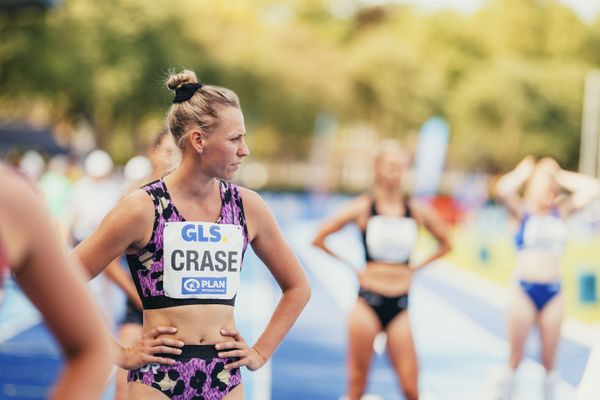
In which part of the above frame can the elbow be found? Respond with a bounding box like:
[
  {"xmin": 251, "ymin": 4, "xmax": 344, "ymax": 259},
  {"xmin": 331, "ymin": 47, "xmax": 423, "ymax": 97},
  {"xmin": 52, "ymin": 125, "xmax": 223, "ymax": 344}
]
[
  {"xmin": 312, "ymin": 232, "xmax": 329, "ymax": 250},
  {"xmin": 311, "ymin": 237, "xmax": 322, "ymax": 249},
  {"xmin": 303, "ymin": 284, "xmax": 312, "ymax": 305},
  {"xmin": 493, "ymin": 182, "xmax": 506, "ymax": 199},
  {"xmin": 288, "ymin": 279, "xmax": 311, "ymax": 308},
  {"xmin": 279, "ymin": 253, "xmax": 312, "ymax": 310},
  {"xmin": 494, "ymin": 181, "xmax": 514, "ymax": 202},
  {"xmin": 445, "ymin": 245, "xmax": 453, "ymax": 257},
  {"xmin": 495, "ymin": 190, "xmax": 510, "ymax": 204},
  {"xmin": 296, "ymin": 280, "xmax": 312, "ymax": 307},
  {"xmin": 441, "ymin": 240, "xmax": 452, "ymax": 256}
]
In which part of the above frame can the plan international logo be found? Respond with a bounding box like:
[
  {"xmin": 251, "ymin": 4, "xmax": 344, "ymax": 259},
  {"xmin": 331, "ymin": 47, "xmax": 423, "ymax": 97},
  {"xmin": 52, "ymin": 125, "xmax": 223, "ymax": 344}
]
[{"xmin": 182, "ymin": 277, "xmax": 227, "ymax": 295}]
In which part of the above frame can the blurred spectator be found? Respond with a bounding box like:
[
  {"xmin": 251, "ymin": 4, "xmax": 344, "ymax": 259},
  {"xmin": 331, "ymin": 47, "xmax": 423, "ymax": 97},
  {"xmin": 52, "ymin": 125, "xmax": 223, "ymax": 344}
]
[
  {"xmin": 40, "ymin": 155, "xmax": 71, "ymax": 219},
  {"xmin": 67, "ymin": 150, "xmax": 120, "ymax": 245},
  {"xmin": 18, "ymin": 150, "xmax": 45, "ymax": 181},
  {"xmin": 67, "ymin": 149, "xmax": 121, "ymax": 323}
]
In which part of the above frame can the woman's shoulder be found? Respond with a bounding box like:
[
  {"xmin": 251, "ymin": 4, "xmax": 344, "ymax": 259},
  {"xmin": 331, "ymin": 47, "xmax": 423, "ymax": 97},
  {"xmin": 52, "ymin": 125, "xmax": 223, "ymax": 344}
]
[
  {"xmin": 404, "ymin": 198, "xmax": 435, "ymax": 222},
  {"xmin": 235, "ymin": 185, "xmax": 264, "ymax": 209},
  {"xmin": 321, "ymin": 193, "xmax": 371, "ymax": 224},
  {"xmin": 346, "ymin": 193, "xmax": 372, "ymax": 213},
  {"xmin": 114, "ymin": 187, "xmax": 157, "ymax": 225}
]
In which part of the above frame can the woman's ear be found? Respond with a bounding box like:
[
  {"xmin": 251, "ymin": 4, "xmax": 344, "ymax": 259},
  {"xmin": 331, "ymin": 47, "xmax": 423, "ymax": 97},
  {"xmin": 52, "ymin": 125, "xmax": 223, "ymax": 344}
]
[{"xmin": 188, "ymin": 129, "xmax": 206, "ymax": 154}]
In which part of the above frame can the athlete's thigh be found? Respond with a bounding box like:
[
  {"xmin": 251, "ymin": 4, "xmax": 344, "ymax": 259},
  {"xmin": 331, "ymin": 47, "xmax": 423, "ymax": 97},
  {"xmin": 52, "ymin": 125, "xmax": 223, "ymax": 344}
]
[
  {"xmin": 223, "ymin": 383, "xmax": 245, "ymax": 399},
  {"xmin": 507, "ymin": 285, "xmax": 536, "ymax": 346},
  {"xmin": 348, "ymin": 300, "xmax": 380, "ymax": 367},
  {"xmin": 385, "ymin": 311, "xmax": 418, "ymax": 378},
  {"xmin": 128, "ymin": 381, "xmax": 170, "ymax": 400},
  {"xmin": 538, "ymin": 292, "xmax": 564, "ymax": 333},
  {"xmin": 538, "ymin": 293, "xmax": 564, "ymax": 365}
]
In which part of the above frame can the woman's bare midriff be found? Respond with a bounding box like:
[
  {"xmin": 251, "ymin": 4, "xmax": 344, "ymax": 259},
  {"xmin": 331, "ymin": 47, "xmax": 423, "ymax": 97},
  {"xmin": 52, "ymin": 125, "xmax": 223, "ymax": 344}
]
[
  {"xmin": 514, "ymin": 250, "xmax": 562, "ymax": 282},
  {"xmin": 143, "ymin": 304, "xmax": 236, "ymax": 344},
  {"xmin": 360, "ymin": 262, "xmax": 412, "ymax": 297}
]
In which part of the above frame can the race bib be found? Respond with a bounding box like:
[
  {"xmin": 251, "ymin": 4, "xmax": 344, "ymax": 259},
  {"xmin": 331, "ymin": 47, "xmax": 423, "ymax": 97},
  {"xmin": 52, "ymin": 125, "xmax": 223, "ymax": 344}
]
[
  {"xmin": 523, "ymin": 215, "xmax": 567, "ymax": 254},
  {"xmin": 366, "ymin": 216, "xmax": 418, "ymax": 263},
  {"xmin": 163, "ymin": 222, "xmax": 244, "ymax": 299}
]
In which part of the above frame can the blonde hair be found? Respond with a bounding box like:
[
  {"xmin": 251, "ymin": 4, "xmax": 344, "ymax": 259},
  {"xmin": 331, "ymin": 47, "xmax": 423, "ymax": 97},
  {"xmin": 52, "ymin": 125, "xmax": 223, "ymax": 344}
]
[{"xmin": 165, "ymin": 69, "xmax": 240, "ymax": 149}]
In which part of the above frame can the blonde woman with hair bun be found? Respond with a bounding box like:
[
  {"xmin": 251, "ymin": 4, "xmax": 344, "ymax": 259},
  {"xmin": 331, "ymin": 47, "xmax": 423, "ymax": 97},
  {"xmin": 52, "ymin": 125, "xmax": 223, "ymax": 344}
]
[{"xmin": 74, "ymin": 69, "xmax": 311, "ymax": 400}]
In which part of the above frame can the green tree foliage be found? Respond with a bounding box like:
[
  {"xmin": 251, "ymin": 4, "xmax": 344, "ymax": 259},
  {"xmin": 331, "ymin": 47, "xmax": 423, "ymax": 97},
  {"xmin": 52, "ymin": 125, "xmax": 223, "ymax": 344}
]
[{"xmin": 0, "ymin": 0, "xmax": 598, "ymax": 169}]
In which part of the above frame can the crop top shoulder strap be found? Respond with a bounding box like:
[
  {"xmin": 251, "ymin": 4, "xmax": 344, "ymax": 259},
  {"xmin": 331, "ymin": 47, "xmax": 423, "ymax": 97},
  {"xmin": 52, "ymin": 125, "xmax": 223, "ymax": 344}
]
[
  {"xmin": 403, "ymin": 197, "xmax": 412, "ymax": 219},
  {"xmin": 368, "ymin": 196, "xmax": 412, "ymax": 218}
]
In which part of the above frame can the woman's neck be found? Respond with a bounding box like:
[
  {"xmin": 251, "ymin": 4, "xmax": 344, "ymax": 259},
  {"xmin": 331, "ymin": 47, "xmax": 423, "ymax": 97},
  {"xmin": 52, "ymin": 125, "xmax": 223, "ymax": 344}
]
[
  {"xmin": 165, "ymin": 157, "xmax": 216, "ymax": 200},
  {"xmin": 373, "ymin": 185, "xmax": 403, "ymax": 204}
]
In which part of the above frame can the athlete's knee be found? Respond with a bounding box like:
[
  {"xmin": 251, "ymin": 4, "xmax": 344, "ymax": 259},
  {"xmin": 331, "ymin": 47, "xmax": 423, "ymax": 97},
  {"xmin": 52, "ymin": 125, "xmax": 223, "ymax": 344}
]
[
  {"xmin": 541, "ymin": 356, "xmax": 555, "ymax": 371},
  {"xmin": 348, "ymin": 369, "xmax": 368, "ymax": 394},
  {"xmin": 540, "ymin": 339, "xmax": 559, "ymax": 367},
  {"xmin": 348, "ymin": 370, "xmax": 368, "ymax": 386},
  {"xmin": 509, "ymin": 348, "xmax": 524, "ymax": 368},
  {"xmin": 511, "ymin": 346, "xmax": 523, "ymax": 358}
]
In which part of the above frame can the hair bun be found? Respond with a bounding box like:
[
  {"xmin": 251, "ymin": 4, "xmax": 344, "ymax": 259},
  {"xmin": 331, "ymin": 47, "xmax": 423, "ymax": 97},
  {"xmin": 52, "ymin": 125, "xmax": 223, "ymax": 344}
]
[{"xmin": 166, "ymin": 69, "xmax": 198, "ymax": 91}]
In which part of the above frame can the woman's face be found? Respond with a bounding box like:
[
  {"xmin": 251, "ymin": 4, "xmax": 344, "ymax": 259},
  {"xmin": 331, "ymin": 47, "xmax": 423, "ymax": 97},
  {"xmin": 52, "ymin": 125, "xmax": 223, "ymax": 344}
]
[
  {"xmin": 374, "ymin": 149, "xmax": 407, "ymax": 189},
  {"xmin": 201, "ymin": 106, "xmax": 250, "ymax": 180},
  {"xmin": 525, "ymin": 168, "xmax": 559, "ymax": 208}
]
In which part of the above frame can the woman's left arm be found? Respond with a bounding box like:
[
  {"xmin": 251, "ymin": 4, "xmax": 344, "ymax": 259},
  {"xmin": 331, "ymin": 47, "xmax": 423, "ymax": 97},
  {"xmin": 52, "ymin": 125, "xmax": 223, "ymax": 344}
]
[
  {"xmin": 554, "ymin": 169, "xmax": 600, "ymax": 216},
  {"xmin": 218, "ymin": 189, "xmax": 310, "ymax": 371},
  {"xmin": 410, "ymin": 201, "xmax": 452, "ymax": 271}
]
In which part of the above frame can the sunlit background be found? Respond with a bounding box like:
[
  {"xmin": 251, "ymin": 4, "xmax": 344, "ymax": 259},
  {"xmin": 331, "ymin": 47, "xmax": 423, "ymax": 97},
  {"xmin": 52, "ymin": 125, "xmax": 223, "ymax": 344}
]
[{"xmin": 1, "ymin": 0, "xmax": 600, "ymax": 399}]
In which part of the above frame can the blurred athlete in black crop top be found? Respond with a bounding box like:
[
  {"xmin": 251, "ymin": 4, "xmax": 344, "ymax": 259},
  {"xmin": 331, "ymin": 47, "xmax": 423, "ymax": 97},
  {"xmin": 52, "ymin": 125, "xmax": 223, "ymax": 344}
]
[{"xmin": 313, "ymin": 141, "xmax": 451, "ymax": 400}]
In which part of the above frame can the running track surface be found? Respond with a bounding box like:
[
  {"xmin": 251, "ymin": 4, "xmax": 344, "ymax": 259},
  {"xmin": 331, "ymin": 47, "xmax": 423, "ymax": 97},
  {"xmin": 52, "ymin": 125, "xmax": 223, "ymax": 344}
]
[{"xmin": 0, "ymin": 194, "xmax": 594, "ymax": 400}]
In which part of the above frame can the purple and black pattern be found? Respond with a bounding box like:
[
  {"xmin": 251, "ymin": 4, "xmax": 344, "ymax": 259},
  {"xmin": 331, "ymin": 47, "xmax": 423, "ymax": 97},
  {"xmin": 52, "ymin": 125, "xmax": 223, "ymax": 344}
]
[
  {"xmin": 128, "ymin": 356, "xmax": 241, "ymax": 400},
  {"xmin": 125, "ymin": 178, "xmax": 249, "ymax": 307}
]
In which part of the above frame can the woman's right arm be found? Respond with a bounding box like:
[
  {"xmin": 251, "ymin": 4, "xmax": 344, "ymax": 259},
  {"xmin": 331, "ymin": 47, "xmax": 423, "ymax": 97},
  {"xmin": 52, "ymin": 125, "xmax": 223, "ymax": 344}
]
[
  {"xmin": 82, "ymin": 184, "xmax": 146, "ymax": 309},
  {"xmin": 73, "ymin": 190, "xmax": 152, "ymax": 279},
  {"xmin": 495, "ymin": 156, "xmax": 535, "ymax": 218},
  {"xmin": 312, "ymin": 196, "xmax": 367, "ymax": 271},
  {"xmin": 72, "ymin": 190, "xmax": 183, "ymax": 369}
]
